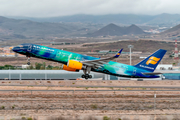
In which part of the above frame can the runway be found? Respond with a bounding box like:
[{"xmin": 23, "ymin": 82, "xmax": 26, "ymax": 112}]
[
  {"xmin": 0, "ymin": 84, "xmax": 180, "ymax": 90},
  {"xmin": 0, "ymin": 89, "xmax": 180, "ymax": 91},
  {"xmin": 0, "ymin": 80, "xmax": 180, "ymax": 90}
]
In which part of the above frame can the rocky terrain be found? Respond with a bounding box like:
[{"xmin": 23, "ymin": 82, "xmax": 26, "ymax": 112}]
[{"xmin": 0, "ymin": 80, "xmax": 180, "ymax": 120}]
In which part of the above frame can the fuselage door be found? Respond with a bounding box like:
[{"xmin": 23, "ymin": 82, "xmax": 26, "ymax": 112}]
[
  {"xmin": 27, "ymin": 44, "xmax": 32, "ymax": 52},
  {"xmin": 133, "ymin": 69, "xmax": 136, "ymax": 75}
]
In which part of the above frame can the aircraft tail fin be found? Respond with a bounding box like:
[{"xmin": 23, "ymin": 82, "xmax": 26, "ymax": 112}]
[{"xmin": 134, "ymin": 49, "xmax": 167, "ymax": 72}]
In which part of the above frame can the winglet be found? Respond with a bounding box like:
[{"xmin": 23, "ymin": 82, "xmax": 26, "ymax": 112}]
[{"xmin": 113, "ymin": 49, "xmax": 123, "ymax": 58}]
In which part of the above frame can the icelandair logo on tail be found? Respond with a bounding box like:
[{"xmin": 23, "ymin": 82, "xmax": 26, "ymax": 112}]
[{"xmin": 146, "ymin": 56, "xmax": 160, "ymax": 65}]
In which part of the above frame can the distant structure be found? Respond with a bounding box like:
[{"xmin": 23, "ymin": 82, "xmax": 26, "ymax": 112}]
[{"xmin": 174, "ymin": 40, "xmax": 179, "ymax": 60}]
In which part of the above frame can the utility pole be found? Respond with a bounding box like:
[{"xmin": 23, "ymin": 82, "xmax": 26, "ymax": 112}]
[
  {"xmin": 128, "ymin": 45, "xmax": 133, "ymax": 65},
  {"xmin": 174, "ymin": 40, "xmax": 179, "ymax": 60}
]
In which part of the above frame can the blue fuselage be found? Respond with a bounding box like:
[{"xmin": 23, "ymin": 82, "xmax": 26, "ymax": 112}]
[{"xmin": 12, "ymin": 43, "xmax": 160, "ymax": 78}]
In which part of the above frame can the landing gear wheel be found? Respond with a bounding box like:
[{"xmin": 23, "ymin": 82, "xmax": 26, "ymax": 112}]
[
  {"xmin": 85, "ymin": 75, "xmax": 89, "ymax": 80},
  {"xmin": 27, "ymin": 62, "xmax": 31, "ymax": 65},
  {"xmin": 83, "ymin": 67, "xmax": 92, "ymax": 80},
  {"xmin": 89, "ymin": 75, "xmax": 92, "ymax": 78},
  {"xmin": 81, "ymin": 74, "xmax": 85, "ymax": 78},
  {"xmin": 81, "ymin": 74, "xmax": 92, "ymax": 79}
]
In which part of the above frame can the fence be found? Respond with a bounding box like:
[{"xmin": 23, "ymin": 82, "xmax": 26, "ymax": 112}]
[{"xmin": 0, "ymin": 70, "xmax": 101, "ymax": 80}]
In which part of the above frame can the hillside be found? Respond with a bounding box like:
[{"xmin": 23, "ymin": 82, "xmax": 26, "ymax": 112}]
[
  {"xmin": 160, "ymin": 24, "xmax": 180, "ymax": 38},
  {"xmin": 0, "ymin": 16, "xmax": 76, "ymax": 40},
  {"xmin": 88, "ymin": 23, "xmax": 145, "ymax": 37},
  {"xmin": 146, "ymin": 13, "xmax": 180, "ymax": 25},
  {"xmin": 62, "ymin": 40, "xmax": 174, "ymax": 53},
  {"xmin": 126, "ymin": 24, "xmax": 145, "ymax": 34}
]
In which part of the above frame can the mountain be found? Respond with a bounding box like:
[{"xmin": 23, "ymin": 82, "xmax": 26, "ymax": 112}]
[
  {"xmin": 88, "ymin": 23, "xmax": 145, "ymax": 37},
  {"xmin": 8, "ymin": 13, "xmax": 180, "ymax": 26},
  {"xmin": 0, "ymin": 16, "xmax": 76, "ymax": 40},
  {"xmin": 146, "ymin": 13, "xmax": 180, "ymax": 25},
  {"xmin": 89, "ymin": 23, "xmax": 125, "ymax": 36},
  {"xmin": 160, "ymin": 24, "xmax": 180, "ymax": 37},
  {"xmin": 126, "ymin": 24, "xmax": 145, "ymax": 34}
]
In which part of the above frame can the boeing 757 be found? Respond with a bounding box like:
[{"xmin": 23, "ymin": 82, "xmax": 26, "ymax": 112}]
[{"xmin": 12, "ymin": 43, "xmax": 166, "ymax": 79}]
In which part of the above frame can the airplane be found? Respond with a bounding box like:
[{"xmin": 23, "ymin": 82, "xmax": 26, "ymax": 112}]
[{"xmin": 12, "ymin": 43, "xmax": 167, "ymax": 80}]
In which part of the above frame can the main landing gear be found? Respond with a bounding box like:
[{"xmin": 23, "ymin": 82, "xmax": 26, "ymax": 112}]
[
  {"xmin": 81, "ymin": 67, "xmax": 92, "ymax": 80},
  {"xmin": 81, "ymin": 74, "xmax": 92, "ymax": 80}
]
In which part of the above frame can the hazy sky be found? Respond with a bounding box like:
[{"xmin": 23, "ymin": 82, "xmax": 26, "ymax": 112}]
[{"xmin": 0, "ymin": 0, "xmax": 180, "ymax": 17}]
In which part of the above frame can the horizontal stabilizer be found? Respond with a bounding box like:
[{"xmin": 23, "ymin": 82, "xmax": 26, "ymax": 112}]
[{"xmin": 142, "ymin": 72, "xmax": 162, "ymax": 75}]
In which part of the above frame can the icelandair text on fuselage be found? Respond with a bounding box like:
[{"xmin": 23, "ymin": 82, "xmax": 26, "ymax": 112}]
[{"xmin": 140, "ymin": 65, "xmax": 154, "ymax": 70}]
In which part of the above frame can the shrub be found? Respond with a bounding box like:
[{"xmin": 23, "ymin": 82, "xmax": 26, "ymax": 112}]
[
  {"xmin": 27, "ymin": 117, "xmax": 33, "ymax": 120},
  {"xmin": 47, "ymin": 81, "xmax": 51, "ymax": 83},
  {"xmin": 90, "ymin": 104, "xmax": 98, "ymax": 109},
  {"xmin": 47, "ymin": 116, "xmax": 66, "ymax": 120},
  {"xmin": 1, "ymin": 106, "xmax": 5, "ymax": 109},
  {"xmin": 11, "ymin": 105, "xmax": 15, "ymax": 109},
  {"xmin": 103, "ymin": 116, "xmax": 110, "ymax": 120},
  {"xmin": 21, "ymin": 117, "xmax": 26, "ymax": 120}
]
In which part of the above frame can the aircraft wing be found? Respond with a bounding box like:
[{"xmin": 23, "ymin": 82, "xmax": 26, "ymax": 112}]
[{"xmin": 81, "ymin": 49, "xmax": 123, "ymax": 67}]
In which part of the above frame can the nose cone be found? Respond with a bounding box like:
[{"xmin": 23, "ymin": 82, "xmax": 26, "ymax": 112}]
[{"xmin": 12, "ymin": 46, "xmax": 20, "ymax": 53}]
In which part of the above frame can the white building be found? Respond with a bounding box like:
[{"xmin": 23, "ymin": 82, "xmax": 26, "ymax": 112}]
[{"xmin": 156, "ymin": 64, "xmax": 173, "ymax": 70}]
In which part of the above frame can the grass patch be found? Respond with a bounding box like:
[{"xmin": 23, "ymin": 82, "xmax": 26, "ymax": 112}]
[
  {"xmin": 11, "ymin": 105, "xmax": 15, "ymax": 109},
  {"xmin": 110, "ymin": 87, "xmax": 114, "ymax": 90},
  {"xmin": 90, "ymin": 104, "xmax": 98, "ymax": 109},
  {"xmin": 103, "ymin": 116, "xmax": 110, "ymax": 120},
  {"xmin": 47, "ymin": 81, "xmax": 51, "ymax": 83},
  {"xmin": 1, "ymin": 106, "xmax": 5, "ymax": 109}
]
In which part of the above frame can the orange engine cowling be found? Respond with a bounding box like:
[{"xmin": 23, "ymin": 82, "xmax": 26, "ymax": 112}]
[
  {"xmin": 67, "ymin": 60, "xmax": 83, "ymax": 70},
  {"xmin": 62, "ymin": 65, "xmax": 79, "ymax": 72}
]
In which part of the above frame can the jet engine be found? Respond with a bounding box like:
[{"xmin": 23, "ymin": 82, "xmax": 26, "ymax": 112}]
[
  {"xmin": 67, "ymin": 60, "xmax": 83, "ymax": 70},
  {"xmin": 62, "ymin": 65, "xmax": 79, "ymax": 72}
]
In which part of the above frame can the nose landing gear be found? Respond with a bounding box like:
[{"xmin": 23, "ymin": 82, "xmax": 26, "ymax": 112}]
[{"xmin": 27, "ymin": 56, "xmax": 31, "ymax": 65}]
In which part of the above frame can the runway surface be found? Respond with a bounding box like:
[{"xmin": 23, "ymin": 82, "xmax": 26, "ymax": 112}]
[
  {"xmin": 0, "ymin": 84, "xmax": 180, "ymax": 89},
  {"xmin": 0, "ymin": 89, "xmax": 180, "ymax": 91}
]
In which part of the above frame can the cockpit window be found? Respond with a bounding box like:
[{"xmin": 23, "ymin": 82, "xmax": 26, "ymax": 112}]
[{"xmin": 17, "ymin": 45, "xmax": 23, "ymax": 47}]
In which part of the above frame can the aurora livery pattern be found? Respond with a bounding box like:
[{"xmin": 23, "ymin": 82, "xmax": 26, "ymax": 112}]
[{"xmin": 12, "ymin": 43, "xmax": 167, "ymax": 79}]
